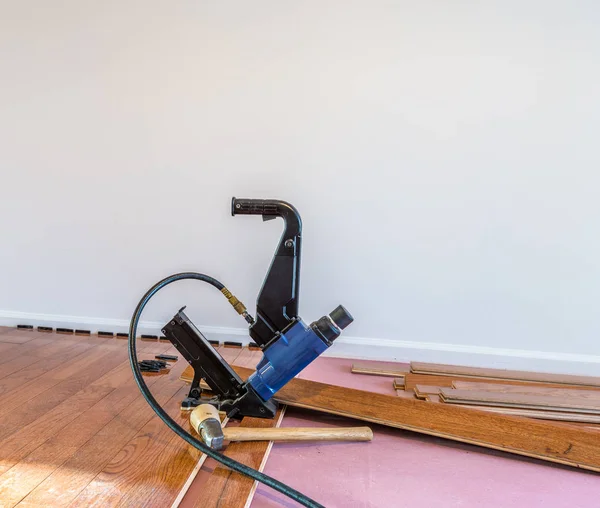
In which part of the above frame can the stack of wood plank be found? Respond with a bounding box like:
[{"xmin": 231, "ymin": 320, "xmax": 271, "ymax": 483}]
[{"xmin": 353, "ymin": 361, "xmax": 600, "ymax": 425}]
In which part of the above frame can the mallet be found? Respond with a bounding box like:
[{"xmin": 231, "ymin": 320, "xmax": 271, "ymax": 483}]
[{"xmin": 190, "ymin": 404, "xmax": 373, "ymax": 451}]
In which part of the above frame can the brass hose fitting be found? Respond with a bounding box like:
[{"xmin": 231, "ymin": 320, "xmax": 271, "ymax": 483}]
[{"xmin": 221, "ymin": 287, "xmax": 247, "ymax": 315}]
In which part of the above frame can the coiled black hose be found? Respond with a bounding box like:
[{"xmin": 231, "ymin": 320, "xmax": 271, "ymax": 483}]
[{"xmin": 128, "ymin": 272, "xmax": 324, "ymax": 508}]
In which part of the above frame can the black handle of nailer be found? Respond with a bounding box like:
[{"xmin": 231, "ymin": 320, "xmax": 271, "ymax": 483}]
[
  {"xmin": 230, "ymin": 197, "xmax": 303, "ymax": 347},
  {"xmin": 231, "ymin": 197, "xmax": 278, "ymax": 217}
]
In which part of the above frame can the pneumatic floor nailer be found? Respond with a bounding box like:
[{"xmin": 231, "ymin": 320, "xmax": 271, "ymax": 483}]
[{"xmin": 128, "ymin": 198, "xmax": 353, "ymax": 508}]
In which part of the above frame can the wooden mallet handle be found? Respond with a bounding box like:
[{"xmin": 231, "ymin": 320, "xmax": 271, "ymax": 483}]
[{"xmin": 223, "ymin": 426, "xmax": 373, "ymax": 443}]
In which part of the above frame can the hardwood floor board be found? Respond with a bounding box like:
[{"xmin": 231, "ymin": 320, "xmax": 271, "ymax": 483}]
[
  {"xmin": 232, "ymin": 365, "xmax": 600, "ymax": 472},
  {"xmin": 403, "ymin": 372, "xmax": 600, "ymax": 392},
  {"xmin": 0, "ymin": 355, "xmax": 44, "ymax": 381},
  {"xmin": 0, "ymin": 339, "xmax": 171, "ymax": 420},
  {"xmin": 0, "ymin": 333, "xmax": 43, "ymax": 344},
  {"xmin": 451, "ymin": 381, "xmax": 600, "ymax": 401},
  {"xmin": 451, "ymin": 405, "xmax": 600, "ymax": 424},
  {"xmin": 18, "ymin": 360, "xmax": 189, "ymax": 507},
  {"xmin": 0, "ymin": 341, "xmax": 97, "ymax": 398},
  {"xmin": 0, "ymin": 363, "xmax": 139, "ymax": 475},
  {"xmin": 0, "ymin": 328, "xmax": 198, "ymax": 507},
  {"xmin": 231, "ymin": 347, "xmax": 261, "ymax": 369},
  {"xmin": 0, "ymin": 336, "xmax": 82, "ymax": 368},
  {"xmin": 395, "ymin": 389, "xmax": 418, "ymax": 400},
  {"xmin": 0, "ymin": 362, "xmax": 166, "ymax": 506},
  {"xmin": 440, "ymin": 389, "xmax": 600, "ymax": 414},
  {"xmin": 90, "ymin": 386, "xmax": 197, "ymax": 508},
  {"xmin": 414, "ymin": 385, "xmax": 446, "ymax": 397},
  {"xmin": 351, "ymin": 361, "xmax": 410, "ymax": 377},
  {"xmin": 217, "ymin": 345, "xmax": 245, "ymax": 366},
  {"xmin": 0, "ymin": 347, "xmax": 129, "ymax": 443},
  {"xmin": 411, "ymin": 361, "xmax": 600, "ymax": 387},
  {"xmin": 0, "ymin": 344, "xmax": 119, "ymax": 416},
  {"xmin": 0, "ymin": 342, "xmax": 21, "ymax": 355}
]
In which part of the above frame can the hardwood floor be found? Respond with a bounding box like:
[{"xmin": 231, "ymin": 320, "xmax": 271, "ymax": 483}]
[{"xmin": 0, "ymin": 327, "xmax": 211, "ymax": 507}]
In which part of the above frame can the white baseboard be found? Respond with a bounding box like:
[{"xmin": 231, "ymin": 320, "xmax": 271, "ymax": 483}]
[{"xmin": 2, "ymin": 309, "xmax": 599, "ymax": 376}]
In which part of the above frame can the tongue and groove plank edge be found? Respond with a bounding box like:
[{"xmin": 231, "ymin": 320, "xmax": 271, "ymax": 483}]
[
  {"xmin": 403, "ymin": 372, "xmax": 600, "ymax": 391},
  {"xmin": 450, "ymin": 381, "xmax": 600, "ymax": 400},
  {"xmin": 351, "ymin": 361, "xmax": 410, "ymax": 378},
  {"xmin": 411, "ymin": 362, "xmax": 600, "ymax": 388},
  {"xmin": 439, "ymin": 389, "xmax": 600, "ymax": 414},
  {"xmin": 231, "ymin": 365, "xmax": 600, "ymax": 473}
]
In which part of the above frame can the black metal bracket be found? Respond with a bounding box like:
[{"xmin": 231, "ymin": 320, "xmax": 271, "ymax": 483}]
[
  {"xmin": 161, "ymin": 307, "xmax": 276, "ymax": 418},
  {"xmin": 231, "ymin": 198, "xmax": 302, "ymax": 347}
]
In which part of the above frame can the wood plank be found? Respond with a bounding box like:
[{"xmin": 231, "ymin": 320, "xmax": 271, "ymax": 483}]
[
  {"xmin": 0, "ymin": 346, "xmax": 128, "ymax": 443},
  {"xmin": 190, "ymin": 408, "xmax": 286, "ymax": 508},
  {"xmin": 451, "ymin": 405, "xmax": 600, "ymax": 424},
  {"xmin": 0, "ymin": 334, "xmax": 96, "ymax": 368},
  {"xmin": 232, "ymin": 365, "xmax": 600, "ymax": 472},
  {"xmin": 451, "ymin": 381, "xmax": 600, "ymax": 401},
  {"xmin": 68, "ymin": 385, "xmax": 192, "ymax": 507},
  {"xmin": 414, "ymin": 384, "xmax": 445, "ymax": 396},
  {"xmin": 19, "ymin": 360, "xmax": 189, "ymax": 506},
  {"xmin": 414, "ymin": 385, "xmax": 445, "ymax": 399},
  {"xmin": 0, "ymin": 362, "xmax": 138, "ymax": 476},
  {"xmin": 392, "ymin": 376, "xmax": 405, "ymax": 389},
  {"xmin": 395, "ymin": 389, "xmax": 418, "ymax": 400},
  {"xmin": 0, "ymin": 342, "xmax": 22, "ymax": 356},
  {"xmin": 0, "ymin": 339, "xmax": 170, "ymax": 419},
  {"xmin": 411, "ymin": 361, "xmax": 600, "ymax": 387},
  {"xmin": 0, "ymin": 332, "xmax": 41, "ymax": 344},
  {"xmin": 422, "ymin": 395, "xmax": 600, "ymax": 427},
  {"xmin": 0, "ymin": 361, "xmax": 166, "ymax": 505},
  {"xmin": 439, "ymin": 389, "xmax": 600, "ymax": 414},
  {"xmin": 351, "ymin": 361, "xmax": 410, "ymax": 377},
  {"xmin": 403, "ymin": 372, "xmax": 600, "ymax": 391},
  {"xmin": 0, "ymin": 343, "xmax": 115, "ymax": 416},
  {"xmin": 0, "ymin": 340, "xmax": 96, "ymax": 398}
]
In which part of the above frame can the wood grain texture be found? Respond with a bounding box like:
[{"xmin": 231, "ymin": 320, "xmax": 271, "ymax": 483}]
[
  {"xmin": 439, "ymin": 389, "xmax": 600, "ymax": 414},
  {"xmin": 450, "ymin": 405, "xmax": 600, "ymax": 424},
  {"xmin": 0, "ymin": 340, "xmax": 95, "ymax": 398},
  {"xmin": 0, "ymin": 362, "xmax": 168, "ymax": 505},
  {"xmin": 222, "ymin": 426, "xmax": 373, "ymax": 443},
  {"xmin": 0, "ymin": 329, "xmax": 202, "ymax": 508},
  {"xmin": 0, "ymin": 331, "xmax": 42, "ymax": 344},
  {"xmin": 420, "ymin": 388, "xmax": 600, "ymax": 424},
  {"xmin": 0, "ymin": 347, "xmax": 128, "ymax": 444},
  {"xmin": 403, "ymin": 372, "xmax": 600, "ymax": 391},
  {"xmin": 232, "ymin": 365, "xmax": 600, "ymax": 472},
  {"xmin": 451, "ymin": 381, "xmax": 600, "ymax": 401},
  {"xmin": 351, "ymin": 361, "xmax": 410, "ymax": 377},
  {"xmin": 395, "ymin": 389, "xmax": 418, "ymax": 399},
  {"xmin": 21, "ymin": 365, "xmax": 187, "ymax": 507},
  {"xmin": 411, "ymin": 361, "xmax": 600, "ymax": 387},
  {"xmin": 68, "ymin": 385, "xmax": 194, "ymax": 507},
  {"xmin": 190, "ymin": 408, "xmax": 286, "ymax": 508},
  {"xmin": 414, "ymin": 384, "xmax": 446, "ymax": 396}
]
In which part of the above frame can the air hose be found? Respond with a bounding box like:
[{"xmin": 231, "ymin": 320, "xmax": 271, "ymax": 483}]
[{"xmin": 128, "ymin": 272, "xmax": 324, "ymax": 508}]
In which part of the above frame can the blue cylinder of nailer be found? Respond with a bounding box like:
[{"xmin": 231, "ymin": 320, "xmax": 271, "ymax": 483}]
[{"xmin": 248, "ymin": 305, "xmax": 353, "ymax": 401}]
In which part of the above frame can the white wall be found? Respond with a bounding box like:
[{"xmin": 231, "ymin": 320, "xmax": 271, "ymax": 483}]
[{"xmin": 1, "ymin": 1, "xmax": 599, "ymax": 373}]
